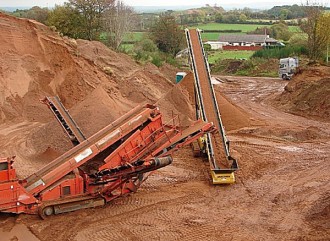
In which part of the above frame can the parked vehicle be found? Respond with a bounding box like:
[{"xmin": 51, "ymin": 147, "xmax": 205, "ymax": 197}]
[{"xmin": 279, "ymin": 57, "xmax": 299, "ymax": 80}]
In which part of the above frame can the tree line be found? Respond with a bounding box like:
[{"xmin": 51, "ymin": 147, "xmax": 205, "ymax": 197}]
[{"xmin": 134, "ymin": 4, "xmax": 311, "ymax": 29}]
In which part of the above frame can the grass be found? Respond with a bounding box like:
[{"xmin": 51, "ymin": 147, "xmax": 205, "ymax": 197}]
[
  {"xmin": 189, "ymin": 23, "xmax": 271, "ymax": 32},
  {"xmin": 102, "ymin": 31, "xmax": 145, "ymax": 44},
  {"xmin": 189, "ymin": 22, "xmax": 301, "ymax": 33},
  {"xmin": 122, "ymin": 22, "xmax": 301, "ymax": 44},
  {"xmin": 123, "ymin": 32, "xmax": 145, "ymax": 42},
  {"xmin": 288, "ymin": 25, "xmax": 301, "ymax": 32},
  {"xmin": 122, "ymin": 31, "xmax": 224, "ymax": 43},
  {"xmin": 207, "ymin": 50, "xmax": 255, "ymax": 64},
  {"xmin": 190, "ymin": 23, "xmax": 301, "ymax": 41},
  {"xmin": 120, "ymin": 44, "xmax": 134, "ymax": 52}
]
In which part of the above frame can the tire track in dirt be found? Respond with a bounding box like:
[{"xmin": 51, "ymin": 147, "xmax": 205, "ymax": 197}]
[{"xmin": 74, "ymin": 189, "xmax": 206, "ymax": 241}]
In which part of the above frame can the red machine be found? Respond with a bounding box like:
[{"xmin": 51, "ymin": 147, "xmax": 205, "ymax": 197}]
[{"xmin": 0, "ymin": 97, "xmax": 214, "ymax": 218}]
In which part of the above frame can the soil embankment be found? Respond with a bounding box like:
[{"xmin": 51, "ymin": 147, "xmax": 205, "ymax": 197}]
[{"xmin": 275, "ymin": 65, "xmax": 330, "ymax": 121}]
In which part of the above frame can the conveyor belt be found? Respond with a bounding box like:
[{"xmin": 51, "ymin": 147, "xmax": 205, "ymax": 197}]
[
  {"xmin": 186, "ymin": 29, "xmax": 238, "ymax": 183},
  {"xmin": 42, "ymin": 96, "xmax": 86, "ymax": 146}
]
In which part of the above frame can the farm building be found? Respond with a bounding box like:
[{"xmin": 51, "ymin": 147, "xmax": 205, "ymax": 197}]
[
  {"xmin": 204, "ymin": 41, "xmax": 225, "ymax": 50},
  {"xmin": 220, "ymin": 34, "xmax": 283, "ymax": 50},
  {"xmin": 206, "ymin": 34, "xmax": 283, "ymax": 50}
]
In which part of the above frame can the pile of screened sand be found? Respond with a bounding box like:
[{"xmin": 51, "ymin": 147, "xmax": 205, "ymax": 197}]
[
  {"xmin": 0, "ymin": 13, "xmax": 198, "ymax": 157},
  {"xmin": 274, "ymin": 66, "xmax": 330, "ymax": 121},
  {"xmin": 173, "ymin": 72, "xmax": 256, "ymax": 131}
]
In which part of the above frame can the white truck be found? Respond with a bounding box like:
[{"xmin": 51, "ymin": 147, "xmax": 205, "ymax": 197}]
[{"xmin": 278, "ymin": 57, "xmax": 299, "ymax": 80}]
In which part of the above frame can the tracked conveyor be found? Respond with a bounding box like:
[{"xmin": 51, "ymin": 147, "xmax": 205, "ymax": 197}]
[
  {"xmin": 185, "ymin": 29, "xmax": 238, "ymax": 184},
  {"xmin": 0, "ymin": 98, "xmax": 215, "ymax": 218}
]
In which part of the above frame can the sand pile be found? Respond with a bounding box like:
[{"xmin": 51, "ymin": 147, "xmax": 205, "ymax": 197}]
[
  {"xmin": 215, "ymin": 88, "xmax": 256, "ymax": 131},
  {"xmin": 0, "ymin": 13, "xmax": 192, "ymax": 157},
  {"xmin": 275, "ymin": 66, "xmax": 330, "ymax": 121},
  {"xmin": 171, "ymin": 72, "xmax": 255, "ymax": 131},
  {"xmin": 0, "ymin": 13, "xmax": 106, "ymax": 123},
  {"xmin": 159, "ymin": 63, "xmax": 180, "ymax": 83}
]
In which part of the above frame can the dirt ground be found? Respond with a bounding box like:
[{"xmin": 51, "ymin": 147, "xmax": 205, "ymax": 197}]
[
  {"xmin": 1, "ymin": 76, "xmax": 329, "ymax": 241},
  {"xmin": 0, "ymin": 12, "xmax": 329, "ymax": 241}
]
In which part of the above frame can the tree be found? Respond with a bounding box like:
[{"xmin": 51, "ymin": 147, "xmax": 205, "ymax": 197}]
[
  {"xmin": 223, "ymin": 14, "xmax": 239, "ymax": 23},
  {"xmin": 280, "ymin": 9, "xmax": 289, "ymax": 20},
  {"xmin": 103, "ymin": 1, "xmax": 134, "ymax": 49},
  {"xmin": 26, "ymin": 6, "xmax": 49, "ymax": 24},
  {"xmin": 214, "ymin": 13, "xmax": 223, "ymax": 23},
  {"xmin": 11, "ymin": 6, "xmax": 49, "ymax": 24},
  {"xmin": 149, "ymin": 14, "xmax": 184, "ymax": 57},
  {"xmin": 134, "ymin": 37, "xmax": 158, "ymax": 53},
  {"xmin": 317, "ymin": 13, "xmax": 330, "ymax": 63},
  {"xmin": 270, "ymin": 22, "xmax": 292, "ymax": 41},
  {"xmin": 242, "ymin": 7, "xmax": 253, "ymax": 18},
  {"xmin": 267, "ymin": 5, "xmax": 306, "ymax": 19},
  {"xmin": 68, "ymin": 0, "xmax": 115, "ymax": 40},
  {"xmin": 47, "ymin": 4, "xmax": 86, "ymax": 39},
  {"xmin": 300, "ymin": 2, "xmax": 326, "ymax": 61},
  {"xmin": 239, "ymin": 13, "xmax": 247, "ymax": 22},
  {"xmin": 289, "ymin": 33, "xmax": 308, "ymax": 48}
]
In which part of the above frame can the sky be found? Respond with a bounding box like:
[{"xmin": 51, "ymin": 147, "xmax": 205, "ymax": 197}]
[{"xmin": 0, "ymin": 0, "xmax": 328, "ymax": 8}]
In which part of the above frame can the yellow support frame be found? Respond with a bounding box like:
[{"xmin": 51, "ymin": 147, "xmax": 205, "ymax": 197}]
[{"xmin": 210, "ymin": 171, "xmax": 235, "ymax": 184}]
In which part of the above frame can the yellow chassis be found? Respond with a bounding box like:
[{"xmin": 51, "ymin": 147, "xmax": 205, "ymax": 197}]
[{"xmin": 211, "ymin": 171, "xmax": 235, "ymax": 184}]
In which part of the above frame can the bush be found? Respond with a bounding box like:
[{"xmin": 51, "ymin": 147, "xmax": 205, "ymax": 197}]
[
  {"xmin": 151, "ymin": 53, "xmax": 163, "ymax": 67},
  {"xmin": 252, "ymin": 45, "xmax": 307, "ymax": 59},
  {"xmin": 134, "ymin": 50, "xmax": 149, "ymax": 61},
  {"xmin": 132, "ymin": 36, "xmax": 179, "ymax": 67},
  {"xmin": 138, "ymin": 38, "xmax": 158, "ymax": 52},
  {"xmin": 118, "ymin": 44, "xmax": 134, "ymax": 54},
  {"xmin": 164, "ymin": 55, "xmax": 179, "ymax": 66},
  {"xmin": 133, "ymin": 38, "xmax": 159, "ymax": 63},
  {"xmin": 289, "ymin": 33, "xmax": 308, "ymax": 48},
  {"xmin": 203, "ymin": 44, "xmax": 211, "ymax": 51}
]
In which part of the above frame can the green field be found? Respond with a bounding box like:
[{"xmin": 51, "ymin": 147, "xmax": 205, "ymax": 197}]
[
  {"xmin": 123, "ymin": 32, "xmax": 145, "ymax": 42},
  {"xmin": 120, "ymin": 44, "xmax": 134, "ymax": 52},
  {"xmin": 288, "ymin": 25, "xmax": 301, "ymax": 32},
  {"xmin": 207, "ymin": 50, "xmax": 254, "ymax": 64},
  {"xmin": 123, "ymin": 22, "xmax": 301, "ymax": 45},
  {"xmin": 190, "ymin": 23, "xmax": 300, "ymax": 32},
  {"xmin": 189, "ymin": 23, "xmax": 271, "ymax": 32}
]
